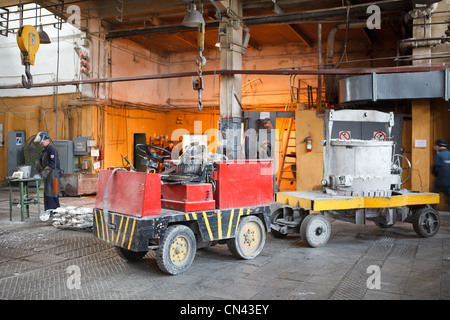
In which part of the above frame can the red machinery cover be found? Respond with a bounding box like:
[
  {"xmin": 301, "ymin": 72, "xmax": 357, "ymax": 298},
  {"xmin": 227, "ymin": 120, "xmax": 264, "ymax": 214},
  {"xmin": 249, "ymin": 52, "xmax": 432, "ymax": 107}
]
[
  {"xmin": 95, "ymin": 170, "xmax": 161, "ymax": 217},
  {"xmin": 213, "ymin": 160, "xmax": 273, "ymax": 209},
  {"xmin": 161, "ymin": 183, "xmax": 215, "ymax": 212}
]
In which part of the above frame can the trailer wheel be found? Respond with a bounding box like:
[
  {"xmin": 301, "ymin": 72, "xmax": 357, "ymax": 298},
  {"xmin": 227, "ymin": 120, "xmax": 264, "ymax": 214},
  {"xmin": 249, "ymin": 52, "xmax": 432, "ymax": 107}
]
[
  {"xmin": 227, "ymin": 215, "xmax": 266, "ymax": 260},
  {"xmin": 115, "ymin": 247, "xmax": 147, "ymax": 261},
  {"xmin": 412, "ymin": 207, "xmax": 440, "ymax": 238},
  {"xmin": 156, "ymin": 224, "xmax": 197, "ymax": 275},
  {"xmin": 300, "ymin": 214, "xmax": 331, "ymax": 248}
]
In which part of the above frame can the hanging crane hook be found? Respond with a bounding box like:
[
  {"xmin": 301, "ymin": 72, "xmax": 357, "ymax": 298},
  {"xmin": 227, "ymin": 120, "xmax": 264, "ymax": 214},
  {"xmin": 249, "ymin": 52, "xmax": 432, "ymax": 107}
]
[
  {"xmin": 21, "ymin": 63, "xmax": 33, "ymax": 89},
  {"xmin": 192, "ymin": 74, "xmax": 204, "ymax": 112},
  {"xmin": 194, "ymin": 51, "xmax": 206, "ymax": 112},
  {"xmin": 195, "ymin": 21, "xmax": 206, "ymax": 112},
  {"xmin": 17, "ymin": 25, "xmax": 40, "ymax": 90},
  {"xmin": 197, "ymin": 86, "xmax": 203, "ymax": 112}
]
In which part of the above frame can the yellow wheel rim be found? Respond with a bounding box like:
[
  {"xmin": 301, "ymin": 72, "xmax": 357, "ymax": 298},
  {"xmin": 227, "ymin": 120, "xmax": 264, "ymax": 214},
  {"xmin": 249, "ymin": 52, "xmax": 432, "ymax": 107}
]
[
  {"xmin": 169, "ymin": 235, "xmax": 190, "ymax": 266},
  {"xmin": 238, "ymin": 221, "xmax": 263, "ymax": 257}
]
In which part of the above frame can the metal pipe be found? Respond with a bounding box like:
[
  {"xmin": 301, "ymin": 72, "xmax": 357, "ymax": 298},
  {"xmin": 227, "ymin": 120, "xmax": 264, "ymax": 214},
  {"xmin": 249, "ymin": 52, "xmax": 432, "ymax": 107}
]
[
  {"xmin": 318, "ymin": 22, "xmax": 322, "ymax": 111},
  {"xmin": 395, "ymin": 53, "xmax": 450, "ymax": 61},
  {"xmin": 398, "ymin": 36, "xmax": 450, "ymax": 51},
  {"xmin": 326, "ymin": 21, "xmax": 367, "ymax": 66},
  {"xmin": 0, "ymin": 66, "xmax": 448, "ymax": 90},
  {"xmin": 407, "ymin": 2, "xmax": 439, "ymax": 20}
]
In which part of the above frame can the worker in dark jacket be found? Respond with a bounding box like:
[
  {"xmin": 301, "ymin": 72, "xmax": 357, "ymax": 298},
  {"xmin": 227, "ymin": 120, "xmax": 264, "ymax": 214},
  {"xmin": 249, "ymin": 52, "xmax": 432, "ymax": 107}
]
[
  {"xmin": 432, "ymin": 139, "xmax": 450, "ymax": 202},
  {"xmin": 34, "ymin": 132, "xmax": 62, "ymax": 211}
]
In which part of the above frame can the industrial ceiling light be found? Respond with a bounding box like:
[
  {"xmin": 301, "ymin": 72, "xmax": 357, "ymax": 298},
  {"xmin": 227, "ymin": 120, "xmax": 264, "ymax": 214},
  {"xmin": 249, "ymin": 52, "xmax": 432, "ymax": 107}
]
[
  {"xmin": 182, "ymin": 1, "xmax": 205, "ymax": 28},
  {"xmin": 37, "ymin": 25, "xmax": 51, "ymax": 44},
  {"xmin": 36, "ymin": 5, "xmax": 50, "ymax": 44}
]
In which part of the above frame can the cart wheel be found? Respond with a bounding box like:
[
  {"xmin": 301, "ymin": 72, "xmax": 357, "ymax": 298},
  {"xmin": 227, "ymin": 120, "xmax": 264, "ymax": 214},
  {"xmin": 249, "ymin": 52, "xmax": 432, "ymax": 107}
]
[
  {"xmin": 300, "ymin": 214, "xmax": 331, "ymax": 248},
  {"xmin": 412, "ymin": 207, "xmax": 440, "ymax": 238},
  {"xmin": 115, "ymin": 247, "xmax": 147, "ymax": 261},
  {"xmin": 270, "ymin": 208, "xmax": 287, "ymax": 238},
  {"xmin": 156, "ymin": 224, "xmax": 197, "ymax": 275},
  {"xmin": 227, "ymin": 215, "xmax": 266, "ymax": 260}
]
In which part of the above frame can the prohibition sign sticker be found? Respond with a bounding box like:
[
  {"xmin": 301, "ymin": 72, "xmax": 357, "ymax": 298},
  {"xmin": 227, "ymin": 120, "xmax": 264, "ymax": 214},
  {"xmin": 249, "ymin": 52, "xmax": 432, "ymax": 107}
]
[
  {"xmin": 339, "ymin": 131, "xmax": 351, "ymax": 140},
  {"xmin": 373, "ymin": 131, "xmax": 386, "ymax": 141}
]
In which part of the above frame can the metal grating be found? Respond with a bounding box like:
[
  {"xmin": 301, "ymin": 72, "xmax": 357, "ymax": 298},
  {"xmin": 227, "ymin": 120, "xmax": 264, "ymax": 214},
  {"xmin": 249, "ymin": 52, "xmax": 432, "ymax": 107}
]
[{"xmin": 327, "ymin": 234, "xmax": 396, "ymax": 300}]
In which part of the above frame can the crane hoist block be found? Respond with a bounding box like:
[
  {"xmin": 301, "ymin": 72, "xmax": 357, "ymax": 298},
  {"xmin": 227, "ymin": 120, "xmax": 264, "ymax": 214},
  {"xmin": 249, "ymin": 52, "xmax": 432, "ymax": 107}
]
[{"xmin": 17, "ymin": 25, "xmax": 40, "ymax": 66}]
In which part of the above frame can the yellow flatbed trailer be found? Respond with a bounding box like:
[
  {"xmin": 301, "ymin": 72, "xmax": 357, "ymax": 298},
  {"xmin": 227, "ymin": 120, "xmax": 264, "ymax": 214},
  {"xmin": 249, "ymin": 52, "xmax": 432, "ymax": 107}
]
[{"xmin": 271, "ymin": 190, "xmax": 440, "ymax": 248}]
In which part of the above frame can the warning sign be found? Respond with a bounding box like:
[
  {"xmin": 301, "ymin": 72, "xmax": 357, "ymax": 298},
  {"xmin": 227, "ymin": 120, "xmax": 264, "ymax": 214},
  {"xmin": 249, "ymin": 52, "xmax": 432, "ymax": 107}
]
[
  {"xmin": 15, "ymin": 132, "xmax": 23, "ymax": 146},
  {"xmin": 339, "ymin": 131, "xmax": 351, "ymax": 140},
  {"xmin": 373, "ymin": 131, "xmax": 386, "ymax": 141}
]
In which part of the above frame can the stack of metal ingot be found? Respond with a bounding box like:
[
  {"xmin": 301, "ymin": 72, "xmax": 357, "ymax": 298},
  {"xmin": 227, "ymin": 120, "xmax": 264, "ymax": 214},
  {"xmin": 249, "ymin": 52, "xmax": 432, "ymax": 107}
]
[{"xmin": 52, "ymin": 206, "xmax": 94, "ymax": 230}]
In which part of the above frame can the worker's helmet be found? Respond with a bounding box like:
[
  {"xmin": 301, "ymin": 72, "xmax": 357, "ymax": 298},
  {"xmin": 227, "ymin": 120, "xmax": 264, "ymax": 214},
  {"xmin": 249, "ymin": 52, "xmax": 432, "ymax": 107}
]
[
  {"xmin": 34, "ymin": 131, "xmax": 49, "ymax": 143},
  {"xmin": 436, "ymin": 139, "xmax": 448, "ymax": 147}
]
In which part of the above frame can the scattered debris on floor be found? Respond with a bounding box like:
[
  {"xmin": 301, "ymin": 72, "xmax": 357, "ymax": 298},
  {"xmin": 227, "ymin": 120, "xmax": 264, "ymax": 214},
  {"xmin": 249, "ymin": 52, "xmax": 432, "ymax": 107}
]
[{"xmin": 52, "ymin": 206, "xmax": 94, "ymax": 230}]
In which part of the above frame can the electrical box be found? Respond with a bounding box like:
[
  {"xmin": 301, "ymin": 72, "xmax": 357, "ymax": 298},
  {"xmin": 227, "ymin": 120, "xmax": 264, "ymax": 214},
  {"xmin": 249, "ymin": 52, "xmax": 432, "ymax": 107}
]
[
  {"xmin": 73, "ymin": 136, "xmax": 89, "ymax": 155},
  {"xmin": 7, "ymin": 131, "xmax": 26, "ymax": 176},
  {"xmin": 54, "ymin": 140, "xmax": 74, "ymax": 174}
]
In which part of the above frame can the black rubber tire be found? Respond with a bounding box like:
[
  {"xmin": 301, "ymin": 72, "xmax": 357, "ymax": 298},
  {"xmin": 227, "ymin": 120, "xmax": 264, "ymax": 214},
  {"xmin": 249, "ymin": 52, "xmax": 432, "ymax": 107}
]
[
  {"xmin": 227, "ymin": 215, "xmax": 266, "ymax": 260},
  {"xmin": 115, "ymin": 247, "xmax": 147, "ymax": 261},
  {"xmin": 412, "ymin": 207, "xmax": 440, "ymax": 238},
  {"xmin": 156, "ymin": 224, "xmax": 197, "ymax": 275},
  {"xmin": 300, "ymin": 214, "xmax": 331, "ymax": 248}
]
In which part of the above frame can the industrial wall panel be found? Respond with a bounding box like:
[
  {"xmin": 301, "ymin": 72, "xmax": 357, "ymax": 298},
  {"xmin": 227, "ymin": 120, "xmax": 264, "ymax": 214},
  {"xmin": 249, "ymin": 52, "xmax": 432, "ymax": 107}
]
[
  {"xmin": 7, "ymin": 130, "xmax": 26, "ymax": 176},
  {"xmin": 54, "ymin": 140, "xmax": 74, "ymax": 174}
]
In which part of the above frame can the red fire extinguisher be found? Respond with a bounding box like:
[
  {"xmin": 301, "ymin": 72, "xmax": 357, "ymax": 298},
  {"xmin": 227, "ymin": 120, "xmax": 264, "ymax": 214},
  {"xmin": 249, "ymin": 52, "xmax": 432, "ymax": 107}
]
[{"xmin": 306, "ymin": 136, "xmax": 312, "ymax": 152}]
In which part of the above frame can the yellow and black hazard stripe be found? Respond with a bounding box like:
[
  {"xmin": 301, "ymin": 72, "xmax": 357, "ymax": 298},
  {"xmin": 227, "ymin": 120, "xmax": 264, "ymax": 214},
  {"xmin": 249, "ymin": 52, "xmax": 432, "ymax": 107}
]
[
  {"xmin": 93, "ymin": 205, "xmax": 271, "ymax": 251},
  {"xmin": 94, "ymin": 209, "xmax": 139, "ymax": 251},
  {"xmin": 181, "ymin": 206, "xmax": 271, "ymax": 242}
]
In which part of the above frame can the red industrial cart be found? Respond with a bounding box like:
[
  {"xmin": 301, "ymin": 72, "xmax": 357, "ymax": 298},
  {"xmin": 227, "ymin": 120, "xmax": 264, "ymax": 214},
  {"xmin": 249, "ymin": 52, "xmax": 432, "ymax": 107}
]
[{"xmin": 93, "ymin": 147, "xmax": 273, "ymax": 275}]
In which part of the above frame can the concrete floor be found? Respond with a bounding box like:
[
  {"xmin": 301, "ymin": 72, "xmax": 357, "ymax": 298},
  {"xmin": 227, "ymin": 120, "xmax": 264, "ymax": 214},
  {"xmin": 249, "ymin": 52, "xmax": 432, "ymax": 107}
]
[{"xmin": 0, "ymin": 186, "xmax": 449, "ymax": 301}]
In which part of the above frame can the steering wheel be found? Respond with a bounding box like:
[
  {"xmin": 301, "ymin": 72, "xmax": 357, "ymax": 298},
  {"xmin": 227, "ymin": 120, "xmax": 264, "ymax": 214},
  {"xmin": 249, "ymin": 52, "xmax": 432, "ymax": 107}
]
[
  {"xmin": 392, "ymin": 154, "xmax": 411, "ymax": 185},
  {"xmin": 136, "ymin": 144, "xmax": 172, "ymax": 162}
]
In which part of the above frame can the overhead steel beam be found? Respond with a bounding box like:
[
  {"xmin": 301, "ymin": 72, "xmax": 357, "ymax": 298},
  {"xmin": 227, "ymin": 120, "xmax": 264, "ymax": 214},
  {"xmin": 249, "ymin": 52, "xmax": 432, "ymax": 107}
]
[
  {"xmin": 288, "ymin": 24, "xmax": 313, "ymax": 47},
  {"xmin": 1, "ymin": 0, "xmax": 34, "ymax": 6},
  {"xmin": 242, "ymin": 0, "xmax": 341, "ymax": 11},
  {"xmin": 106, "ymin": 0, "xmax": 409, "ymax": 39},
  {"xmin": 0, "ymin": 66, "xmax": 447, "ymax": 90},
  {"xmin": 242, "ymin": 0, "xmax": 408, "ymax": 26},
  {"xmin": 93, "ymin": 0, "xmax": 185, "ymax": 20},
  {"xmin": 106, "ymin": 23, "xmax": 206, "ymax": 39}
]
